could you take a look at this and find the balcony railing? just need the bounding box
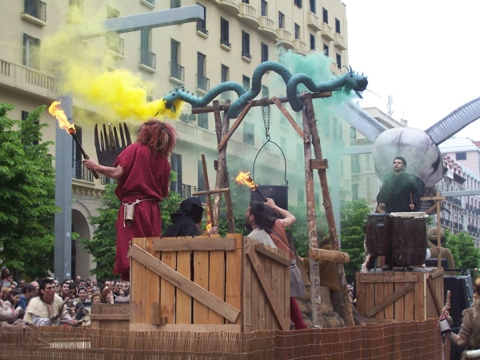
[170,182,197,198]
[196,23,209,36]
[197,74,210,92]
[0,58,57,93]
[72,160,94,182]
[170,63,185,82]
[140,48,156,69]
[24,0,47,22]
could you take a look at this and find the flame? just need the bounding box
[235,171,257,190]
[48,101,75,134]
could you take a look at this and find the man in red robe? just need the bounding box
[84,119,177,280]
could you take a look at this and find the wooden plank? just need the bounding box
[374,280,385,319]
[129,323,242,332]
[358,273,419,283]
[430,268,445,279]
[247,244,291,330]
[384,281,394,319]
[262,246,273,329]
[309,247,350,263]
[404,279,415,321]
[271,96,304,139]
[208,248,225,324]
[90,314,130,321]
[130,237,147,324]
[356,273,367,317]
[365,283,413,318]
[427,277,442,317]
[243,237,252,332]
[160,250,176,324]
[193,248,209,324]
[394,281,405,320]
[129,244,240,323]
[414,274,425,320]
[226,234,242,326]
[145,237,160,325]
[254,243,290,266]
[256,245,267,330]
[176,250,192,324]
[153,237,236,251]
[217,99,253,152]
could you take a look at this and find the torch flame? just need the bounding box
[48,101,75,134]
[235,171,257,190]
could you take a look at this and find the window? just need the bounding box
[170,39,184,81]
[221,64,229,82]
[197,160,206,203]
[170,0,180,8]
[23,34,41,70]
[333,117,339,140]
[278,12,285,28]
[352,184,359,201]
[24,0,47,21]
[243,75,251,90]
[323,44,329,57]
[220,18,230,47]
[309,0,316,14]
[350,126,357,139]
[242,0,249,3]
[309,33,316,50]
[294,23,300,39]
[294,0,302,8]
[322,7,328,23]
[72,126,91,181]
[197,52,209,91]
[261,43,269,62]
[456,152,467,160]
[324,115,330,137]
[335,18,341,34]
[262,85,269,99]
[170,153,183,194]
[261,0,268,16]
[336,53,342,69]
[244,123,254,145]
[196,3,208,35]
[140,29,156,69]
[197,113,208,129]
[351,154,360,173]
[107,5,119,18]
[242,31,251,59]
[68,0,83,20]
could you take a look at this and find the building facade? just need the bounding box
[0,0,352,279]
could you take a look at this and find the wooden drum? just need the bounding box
[390,212,428,267]
[365,214,392,257]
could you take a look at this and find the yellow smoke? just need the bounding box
[40,6,183,123]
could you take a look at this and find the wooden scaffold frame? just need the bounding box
[191,92,354,328]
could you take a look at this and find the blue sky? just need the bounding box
[343,0,480,139]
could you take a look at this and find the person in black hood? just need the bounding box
[162,197,217,237]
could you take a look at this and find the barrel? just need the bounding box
[365,214,392,256]
[390,212,428,266]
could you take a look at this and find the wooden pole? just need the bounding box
[301,95,323,328]
[217,100,254,152]
[436,192,442,270]
[309,248,350,263]
[304,93,354,327]
[213,100,224,228]
[200,153,215,229]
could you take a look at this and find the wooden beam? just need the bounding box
[153,237,236,251]
[309,248,350,263]
[427,277,442,316]
[310,159,329,170]
[201,153,215,228]
[365,283,413,318]
[217,100,254,152]
[192,188,230,196]
[252,242,290,266]
[128,244,240,323]
[246,244,291,330]
[430,268,445,279]
[90,314,130,321]
[358,273,419,283]
[271,96,304,140]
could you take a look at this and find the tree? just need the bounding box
[340,199,370,282]
[443,230,480,274]
[0,104,58,279]
[79,182,184,280]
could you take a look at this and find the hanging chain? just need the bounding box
[262,105,271,141]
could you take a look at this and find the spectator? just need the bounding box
[18,284,36,311]
[100,286,114,304]
[59,281,71,300]
[30,281,40,296]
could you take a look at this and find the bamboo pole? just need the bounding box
[304,93,354,327]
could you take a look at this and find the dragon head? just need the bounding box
[163,85,187,113]
[344,66,368,99]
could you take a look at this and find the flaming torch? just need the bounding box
[235,171,267,202]
[48,101,99,179]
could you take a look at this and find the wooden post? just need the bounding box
[303,93,354,327]
[201,153,215,228]
[301,95,323,328]
[421,192,446,269]
[213,100,224,228]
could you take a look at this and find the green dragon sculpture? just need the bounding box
[163,60,367,118]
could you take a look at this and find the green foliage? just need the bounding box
[443,230,480,273]
[340,199,370,282]
[0,104,58,278]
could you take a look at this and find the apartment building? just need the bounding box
[0,0,351,278]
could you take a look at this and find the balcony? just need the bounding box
[170,182,197,198]
[320,22,334,41]
[293,39,308,55]
[139,48,156,72]
[258,16,277,40]
[72,160,94,183]
[22,0,47,26]
[334,32,347,50]
[307,11,321,31]
[197,74,210,94]
[216,0,240,15]
[238,3,259,27]
[276,28,293,50]
[169,63,185,85]
[107,36,124,57]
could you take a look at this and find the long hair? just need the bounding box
[136,119,178,156]
[249,201,276,233]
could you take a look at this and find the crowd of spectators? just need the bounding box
[0,266,130,326]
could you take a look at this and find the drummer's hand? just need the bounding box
[208,227,218,235]
[409,203,415,210]
[376,203,386,214]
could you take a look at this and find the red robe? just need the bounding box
[113,143,170,280]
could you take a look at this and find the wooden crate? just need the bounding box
[356,268,444,321]
[110,234,291,332]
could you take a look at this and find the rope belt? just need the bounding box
[122,198,156,227]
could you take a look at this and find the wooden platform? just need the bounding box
[91,234,291,332]
[356,267,444,321]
